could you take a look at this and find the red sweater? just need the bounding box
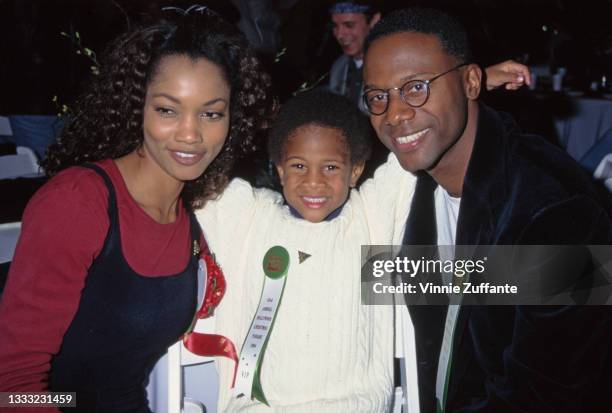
[0,160,195,409]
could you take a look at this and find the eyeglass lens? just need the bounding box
[364,80,429,115]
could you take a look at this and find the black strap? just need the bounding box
[82,163,207,257]
[80,163,118,226]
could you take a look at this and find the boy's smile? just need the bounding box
[276,124,364,223]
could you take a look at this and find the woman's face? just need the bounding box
[141,54,230,184]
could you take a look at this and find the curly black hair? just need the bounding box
[42,11,274,209]
[364,7,472,64]
[268,90,372,165]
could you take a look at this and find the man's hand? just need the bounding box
[485,60,532,91]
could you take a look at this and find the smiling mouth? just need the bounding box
[170,150,204,165]
[394,128,430,145]
[301,196,327,209]
[175,151,198,159]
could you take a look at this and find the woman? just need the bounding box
[0,10,272,413]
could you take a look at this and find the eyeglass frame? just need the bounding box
[362,62,468,116]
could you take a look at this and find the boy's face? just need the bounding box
[276,125,364,223]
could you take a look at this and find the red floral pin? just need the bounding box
[196,253,226,319]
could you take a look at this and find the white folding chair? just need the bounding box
[0,222,21,296]
[395,301,421,413]
[167,315,216,413]
[594,153,612,193]
[0,146,43,179]
[147,252,220,413]
[0,222,21,264]
[0,116,12,136]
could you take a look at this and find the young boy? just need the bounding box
[197,90,414,412]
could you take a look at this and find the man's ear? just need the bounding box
[464,64,482,100]
[275,164,286,186]
[369,12,381,28]
[350,162,366,187]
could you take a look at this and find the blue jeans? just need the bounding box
[3,115,65,160]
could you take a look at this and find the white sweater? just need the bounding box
[197,154,415,412]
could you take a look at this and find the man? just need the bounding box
[328,1,380,106]
[328,1,531,183]
[362,7,612,413]
[328,1,530,107]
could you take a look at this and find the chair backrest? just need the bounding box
[580,129,612,175]
[167,315,216,413]
[0,222,21,296]
[147,255,217,413]
[0,222,21,264]
[0,146,43,179]
[0,116,12,136]
[395,302,421,413]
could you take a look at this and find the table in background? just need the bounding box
[486,92,612,171]
[552,95,612,163]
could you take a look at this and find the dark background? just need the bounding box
[0,0,611,205]
[0,0,610,112]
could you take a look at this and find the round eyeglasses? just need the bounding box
[362,63,468,116]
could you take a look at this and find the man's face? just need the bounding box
[363,32,470,175]
[331,12,371,59]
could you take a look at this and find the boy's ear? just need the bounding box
[349,162,366,188]
[275,164,286,186]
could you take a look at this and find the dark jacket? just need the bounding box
[328,54,367,112]
[403,103,612,413]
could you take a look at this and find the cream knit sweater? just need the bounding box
[196,154,415,412]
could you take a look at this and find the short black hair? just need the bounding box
[268,90,372,165]
[364,7,472,63]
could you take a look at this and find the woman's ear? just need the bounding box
[350,162,366,188]
[464,64,482,100]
